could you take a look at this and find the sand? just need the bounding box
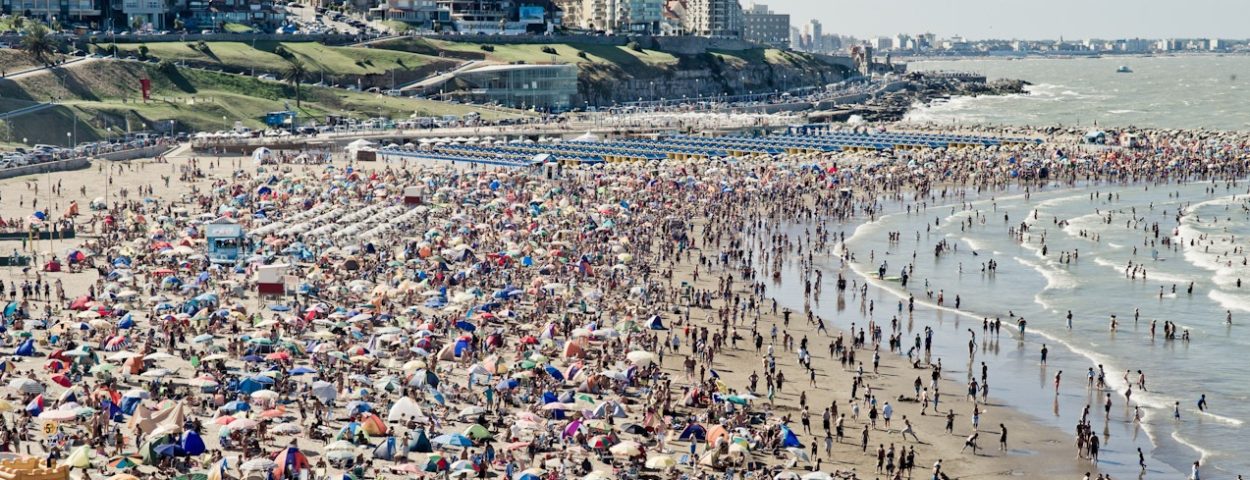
[0,148,1088,480]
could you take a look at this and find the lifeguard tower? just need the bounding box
[205,218,246,264]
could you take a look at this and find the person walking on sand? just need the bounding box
[999,424,1007,452]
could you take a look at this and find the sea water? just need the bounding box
[904,55,1250,130]
[789,178,1250,477]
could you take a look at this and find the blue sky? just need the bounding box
[760,0,1250,40]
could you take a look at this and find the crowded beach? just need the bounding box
[0,123,1246,480]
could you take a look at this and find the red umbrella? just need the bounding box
[265,352,291,361]
[521,336,539,345]
[50,374,72,388]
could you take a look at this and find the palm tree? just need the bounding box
[282,58,308,109]
[21,24,57,67]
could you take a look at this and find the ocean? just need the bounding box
[792,178,1250,477]
[904,55,1250,130]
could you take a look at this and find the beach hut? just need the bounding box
[205,218,245,265]
[256,264,289,296]
[530,154,562,180]
[403,186,423,206]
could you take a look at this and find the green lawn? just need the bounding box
[0,59,527,146]
[222,23,254,33]
[111,41,455,77]
[381,20,417,33]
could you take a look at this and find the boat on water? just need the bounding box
[1117,66,1133,73]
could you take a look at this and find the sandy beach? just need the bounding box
[0,124,1242,480]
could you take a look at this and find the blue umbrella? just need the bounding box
[249,375,275,385]
[223,401,251,413]
[290,366,317,376]
[242,355,264,363]
[155,443,187,457]
[346,401,372,414]
[431,433,473,447]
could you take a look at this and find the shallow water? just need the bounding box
[905,56,1250,130]
[787,178,1250,477]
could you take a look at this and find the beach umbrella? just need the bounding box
[432,432,473,448]
[645,455,677,469]
[154,444,187,458]
[608,440,641,457]
[801,473,833,480]
[626,351,656,366]
[310,381,336,403]
[106,456,142,471]
[9,378,43,394]
[582,472,612,480]
[514,468,545,480]
[240,458,276,473]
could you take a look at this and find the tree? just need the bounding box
[20,24,57,67]
[132,16,143,33]
[173,18,185,32]
[282,58,308,108]
[138,45,150,59]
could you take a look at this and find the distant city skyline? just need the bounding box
[764,0,1250,41]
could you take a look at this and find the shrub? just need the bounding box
[479,44,494,52]
[576,51,587,59]
[540,46,557,55]
[157,59,178,75]
[627,41,642,52]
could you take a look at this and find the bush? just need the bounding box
[157,59,178,75]
[479,44,494,52]
[540,46,557,55]
[576,51,587,59]
[196,41,209,53]
[627,41,642,52]
[138,45,149,59]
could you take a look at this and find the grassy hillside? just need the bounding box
[0,60,526,146]
[0,49,39,75]
[375,38,679,67]
[109,41,458,78]
[373,38,852,101]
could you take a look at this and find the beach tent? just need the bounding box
[251,147,273,164]
[373,437,398,460]
[180,430,207,456]
[647,315,667,330]
[272,446,310,479]
[14,339,36,356]
[62,445,93,468]
[388,396,424,422]
[408,430,433,453]
[678,423,706,441]
[779,425,802,448]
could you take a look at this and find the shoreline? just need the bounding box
[825,187,1186,477]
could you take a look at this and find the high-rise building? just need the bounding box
[741,3,788,48]
[685,0,742,38]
